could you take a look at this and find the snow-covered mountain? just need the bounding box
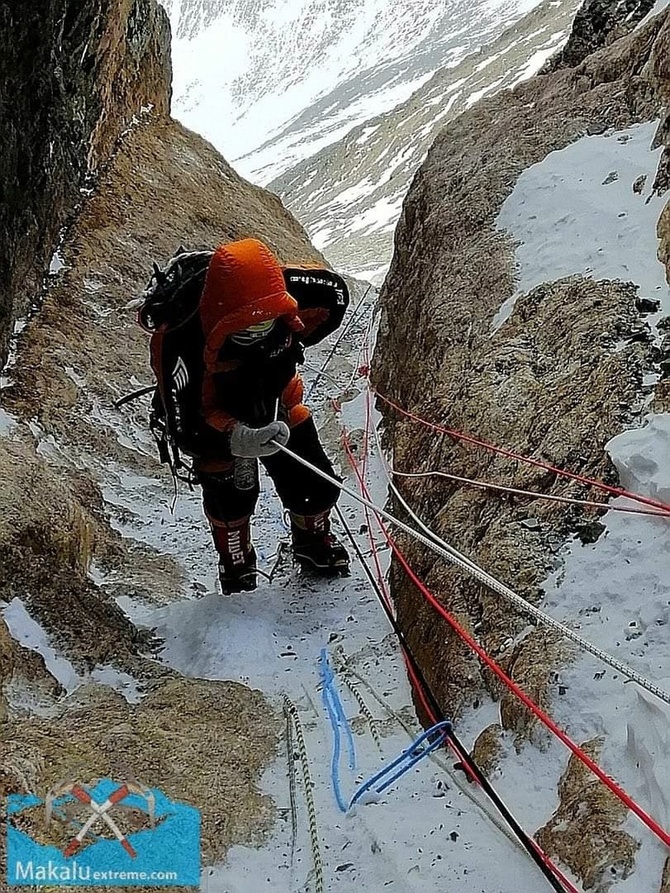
[163,0,583,281]
[163,0,548,183]
[271,0,581,282]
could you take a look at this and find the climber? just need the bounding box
[145,237,350,594]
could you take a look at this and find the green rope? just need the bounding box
[282,696,324,893]
[283,701,298,868]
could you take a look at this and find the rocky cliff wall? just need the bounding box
[549,0,657,68]
[0,0,171,369]
[374,4,670,889]
[0,1,329,868]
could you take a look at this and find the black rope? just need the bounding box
[113,384,155,408]
[306,284,373,399]
[334,504,569,893]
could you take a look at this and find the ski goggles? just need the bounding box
[229,318,277,345]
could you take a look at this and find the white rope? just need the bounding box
[271,439,670,707]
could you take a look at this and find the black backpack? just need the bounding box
[138,247,216,471]
[135,247,350,472]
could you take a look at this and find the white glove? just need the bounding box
[229,421,290,458]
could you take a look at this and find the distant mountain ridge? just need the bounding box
[271,0,583,281]
[161,0,547,180]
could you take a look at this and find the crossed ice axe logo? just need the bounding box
[63,784,136,858]
[45,780,156,859]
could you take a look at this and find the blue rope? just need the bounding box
[326,661,356,772]
[348,720,453,810]
[319,648,352,813]
[319,649,453,815]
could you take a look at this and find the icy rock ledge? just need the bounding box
[607,413,670,505]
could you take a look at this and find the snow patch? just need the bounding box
[1,598,144,705]
[493,121,669,330]
[0,407,17,436]
[49,249,66,275]
[637,0,670,29]
[537,415,670,888]
[347,194,405,235]
[2,597,80,694]
[90,664,143,704]
[608,414,670,506]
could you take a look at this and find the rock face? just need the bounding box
[0,0,171,368]
[549,0,657,68]
[535,738,640,889]
[374,3,670,888]
[2,679,276,866]
[0,108,324,868]
[0,5,325,875]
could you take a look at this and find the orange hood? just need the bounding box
[200,238,305,369]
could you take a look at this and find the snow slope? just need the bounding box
[271,0,581,281]
[3,165,670,886]
[493,121,669,330]
[101,320,580,893]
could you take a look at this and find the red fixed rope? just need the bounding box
[373,388,670,516]
[373,509,670,849]
[359,374,459,754]
[344,385,670,851]
[343,423,581,893]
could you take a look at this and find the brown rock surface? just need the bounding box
[660,203,670,279]
[536,738,639,890]
[3,117,324,449]
[383,276,652,720]
[2,679,277,888]
[550,0,657,69]
[0,0,171,367]
[470,722,503,777]
[0,50,324,886]
[660,856,670,893]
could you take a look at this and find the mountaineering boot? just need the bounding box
[290,511,350,575]
[212,518,257,594]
